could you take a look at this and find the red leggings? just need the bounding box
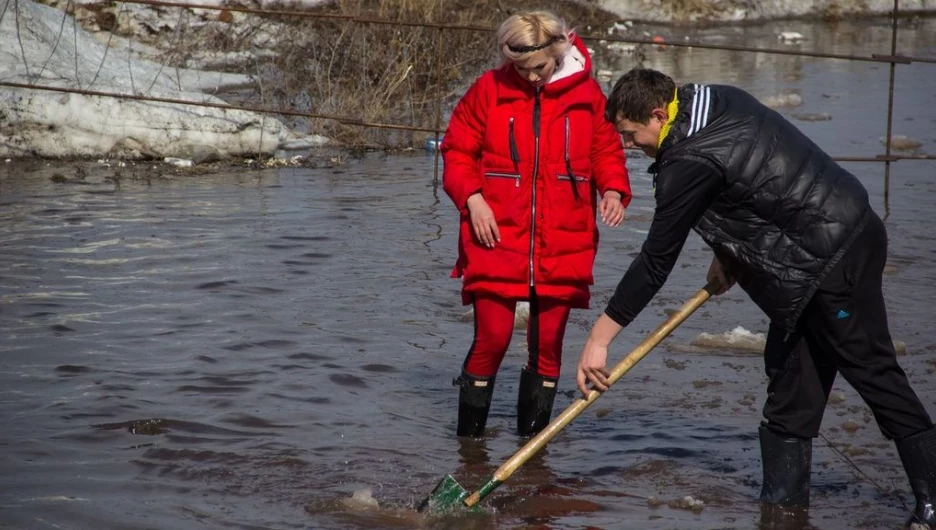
[463,293,571,379]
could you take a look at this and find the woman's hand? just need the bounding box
[598,191,625,227]
[466,193,500,248]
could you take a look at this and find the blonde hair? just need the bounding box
[497,11,572,66]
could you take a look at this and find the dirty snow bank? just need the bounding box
[0,0,320,159]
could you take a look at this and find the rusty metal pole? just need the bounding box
[883,0,900,217]
[431,0,444,188]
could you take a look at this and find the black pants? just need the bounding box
[762,212,933,440]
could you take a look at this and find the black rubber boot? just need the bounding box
[516,368,558,437]
[453,372,495,438]
[759,425,812,507]
[896,427,936,530]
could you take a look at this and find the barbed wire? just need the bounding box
[1,0,934,164]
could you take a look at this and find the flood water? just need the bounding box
[2,16,935,530]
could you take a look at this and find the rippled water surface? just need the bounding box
[2,17,935,530]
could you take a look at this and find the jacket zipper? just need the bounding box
[508,117,520,187]
[485,171,521,183]
[563,115,582,201]
[529,88,540,288]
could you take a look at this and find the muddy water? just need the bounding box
[1,17,935,530]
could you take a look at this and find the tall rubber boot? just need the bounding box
[516,368,558,437]
[759,425,812,507]
[453,372,495,438]
[896,427,936,530]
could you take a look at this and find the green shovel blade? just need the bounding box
[417,474,470,514]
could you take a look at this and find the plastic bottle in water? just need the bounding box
[425,136,443,151]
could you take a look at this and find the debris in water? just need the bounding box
[761,93,803,108]
[664,358,687,370]
[893,340,906,356]
[670,495,705,512]
[127,419,166,435]
[841,420,862,434]
[881,135,922,151]
[828,390,847,405]
[793,112,832,122]
[340,488,380,511]
[778,31,805,43]
[692,326,765,353]
[424,136,443,151]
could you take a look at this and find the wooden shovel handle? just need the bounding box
[489,283,715,485]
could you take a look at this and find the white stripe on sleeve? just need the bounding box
[688,84,700,136]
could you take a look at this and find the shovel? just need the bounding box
[418,283,715,514]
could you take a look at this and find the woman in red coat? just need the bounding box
[441,11,632,438]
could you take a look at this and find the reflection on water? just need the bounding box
[1,16,935,530]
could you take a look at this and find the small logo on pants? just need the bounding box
[836,309,850,319]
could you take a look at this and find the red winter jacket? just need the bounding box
[442,37,631,307]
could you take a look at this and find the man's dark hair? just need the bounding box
[605,68,676,124]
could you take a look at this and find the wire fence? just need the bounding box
[1,0,934,195]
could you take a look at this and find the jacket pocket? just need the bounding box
[552,171,593,234]
[481,170,525,230]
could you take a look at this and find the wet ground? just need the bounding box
[1,16,935,530]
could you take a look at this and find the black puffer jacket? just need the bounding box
[658,84,870,331]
